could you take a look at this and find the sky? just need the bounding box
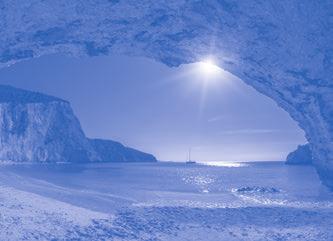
[0,54,306,162]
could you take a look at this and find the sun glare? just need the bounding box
[198,59,221,77]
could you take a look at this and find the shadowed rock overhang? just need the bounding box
[0,0,332,189]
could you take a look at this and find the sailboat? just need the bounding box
[186,148,196,164]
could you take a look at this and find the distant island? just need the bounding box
[0,85,157,163]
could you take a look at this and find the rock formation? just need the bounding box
[0,85,156,163]
[0,1,331,188]
[89,138,156,162]
[286,144,313,165]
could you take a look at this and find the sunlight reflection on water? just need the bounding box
[199,161,249,167]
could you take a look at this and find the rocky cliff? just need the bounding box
[89,138,156,162]
[286,144,313,166]
[0,85,156,163]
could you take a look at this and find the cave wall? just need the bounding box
[0,0,332,188]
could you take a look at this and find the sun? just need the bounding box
[198,59,221,77]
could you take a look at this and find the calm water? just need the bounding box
[0,161,332,213]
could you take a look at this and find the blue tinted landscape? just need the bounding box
[0,0,332,240]
[0,162,332,240]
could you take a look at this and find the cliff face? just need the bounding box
[0,86,98,162]
[286,144,313,166]
[0,85,156,163]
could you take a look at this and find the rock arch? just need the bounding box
[0,0,332,189]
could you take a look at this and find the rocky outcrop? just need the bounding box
[0,85,156,163]
[89,138,156,162]
[0,1,331,188]
[0,85,97,163]
[286,144,313,166]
